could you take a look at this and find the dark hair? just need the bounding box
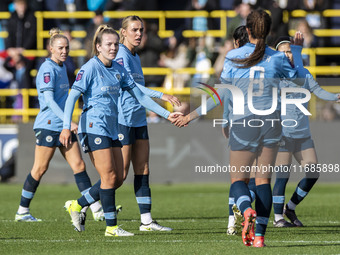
[231,9,272,68]
[274,36,291,50]
[233,25,249,48]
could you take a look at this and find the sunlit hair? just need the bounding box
[49,28,68,47]
[231,9,272,68]
[233,25,249,48]
[92,24,119,56]
[119,15,143,44]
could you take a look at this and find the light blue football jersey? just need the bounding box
[281,45,338,138]
[33,58,69,131]
[220,43,297,121]
[72,56,135,140]
[115,43,162,127]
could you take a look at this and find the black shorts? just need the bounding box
[118,124,149,145]
[34,129,77,147]
[78,133,122,153]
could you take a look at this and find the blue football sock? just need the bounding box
[272,165,290,214]
[290,166,319,206]
[20,173,40,208]
[228,193,235,217]
[99,188,117,227]
[231,181,252,215]
[77,180,101,207]
[134,175,151,214]
[255,184,272,236]
[248,178,256,203]
[74,171,92,194]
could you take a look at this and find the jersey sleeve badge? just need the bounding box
[43,72,51,83]
[116,58,124,67]
[76,70,84,81]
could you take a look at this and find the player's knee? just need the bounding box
[305,163,320,179]
[31,164,49,179]
[70,159,86,173]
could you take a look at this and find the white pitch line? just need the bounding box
[2,239,340,244]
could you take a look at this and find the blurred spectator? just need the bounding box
[296,19,318,48]
[87,0,107,11]
[320,102,338,122]
[174,101,190,115]
[225,2,252,40]
[6,0,37,50]
[187,36,215,85]
[0,53,13,89]
[4,48,34,119]
[159,38,190,88]
[137,21,167,87]
[84,10,104,61]
[57,0,88,32]
[213,39,233,77]
[267,1,289,47]
[186,0,219,31]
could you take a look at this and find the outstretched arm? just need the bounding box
[136,83,181,107]
[127,86,182,121]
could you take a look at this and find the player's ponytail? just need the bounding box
[49,28,68,47]
[119,15,143,44]
[231,9,271,68]
[92,24,119,56]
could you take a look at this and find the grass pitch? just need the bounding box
[0,183,339,254]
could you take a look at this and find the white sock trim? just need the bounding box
[141,212,152,225]
[18,206,29,214]
[274,214,284,222]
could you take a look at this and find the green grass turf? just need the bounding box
[0,183,340,255]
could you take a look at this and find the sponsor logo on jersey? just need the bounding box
[101,86,119,94]
[118,134,124,141]
[44,72,51,83]
[76,70,84,81]
[116,58,124,66]
[46,135,53,143]
[94,137,102,145]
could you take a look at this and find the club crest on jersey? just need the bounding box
[94,137,102,145]
[43,72,51,83]
[76,70,84,81]
[116,58,124,66]
[115,73,121,81]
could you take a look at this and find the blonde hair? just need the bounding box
[92,24,119,56]
[49,28,68,47]
[119,15,143,44]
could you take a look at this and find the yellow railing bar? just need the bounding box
[41,11,95,18]
[0,12,11,18]
[0,31,8,38]
[165,11,209,18]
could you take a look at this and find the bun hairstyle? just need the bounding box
[231,9,272,68]
[49,28,68,47]
[92,24,119,56]
[119,15,143,44]
[233,25,249,48]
